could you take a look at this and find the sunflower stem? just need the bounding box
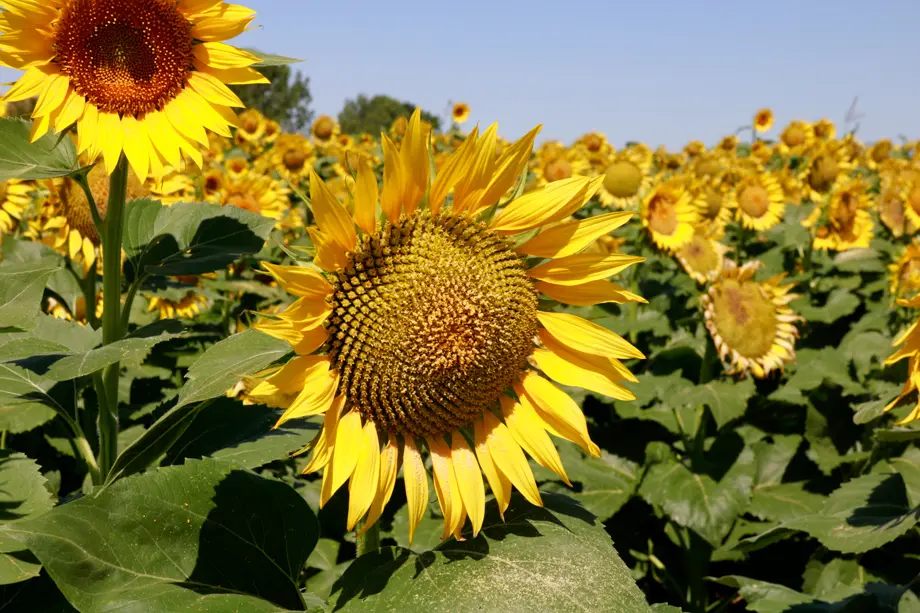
[98,156,129,481]
[356,521,380,557]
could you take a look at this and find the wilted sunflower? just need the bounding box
[452,102,471,124]
[311,115,338,146]
[753,108,774,133]
[805,177,873,251]
[1,0,265,181]
[674,232,726,284]
[729,170,785,231]
[0,179,32,233]
[889,244,920,300]
[251,110,645,542]
[702,261,800,378]
[883,295,920,424]
[641,177,699,251]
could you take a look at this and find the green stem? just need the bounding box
[356,521,380,557]
[0,430,6,449]
[699,337,716,384]
[120,274,146,333]
[98,156,129,480]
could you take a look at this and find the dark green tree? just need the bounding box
[338,94,442,135]
[229,65,313,133]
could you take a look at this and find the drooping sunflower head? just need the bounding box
[717,135,739,154]
[250,110,646,542]
[806,147,852,201]
[729,170,785,231]
[889,244,920,300]
[1,0,267,181]
[867,139,893,169]
[640,178,699,251]
[702,261,801,378]
[452,102,471,124]
[753,108,774,133]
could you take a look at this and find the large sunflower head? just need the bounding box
[702,261,801,378]
[1,0,266,181]
[889,244,920,300]
[729,170,785,231]
[640,177,699,251]
[250,110,646,542]
[753,108,774,133]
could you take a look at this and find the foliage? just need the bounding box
[338,94,442,135]
[230,65,315,132]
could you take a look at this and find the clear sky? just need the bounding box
[2,0,917,148]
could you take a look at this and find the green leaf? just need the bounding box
[803,558,875,602]
[244,48,304,67]
[123,199,275,277]
[650,606,686,613]
[0,257,61,331]
[0,451,54,585]
[107,331,291,482]
[786,348,863,396]
[333,493,651,613]
[305,538,349,600]
[680,378,755,428]
[791,288,860,324]
[12,458,317,612]
[713,576,816,612]
[0,118,78,182]
[638,453,752,545]
[749,482,825,522]
[387,500,445,553]
[176,329,291,409]
[875,428,920,442]
[782,473,920,553]
[0,364,69,434]
[540,441,639,520]
[161,397,319,469]
[890,447,920,508]
[753,434,802,486]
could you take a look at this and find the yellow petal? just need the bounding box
[538,311,645,360]
[358,436,399,535]
[54,88,85,133]
[302,394,345,474]
[429,127,479,214]
[378,135,404,223]
[539,329,637,383]
[193,42,261,70]
[353,160,378,235]
[474,417,511,519]
[398,108,429,216]
[309,167,356,252]
[97,113,124,173]
[535,279,647,306]
[76,102,98,156]
[482,410,542,507]
[250,355,330,398]
[429,436,464,541]
[517,211,634,259]
[274,369,338,428]
[188,70,244,107]
[347,421,381,531]
[527,253,644,286]
[450,434,485,537]
[403,437,429,545]
[533,348,635,401]
[515,372,599,457]
[2,67,48,103]
[261,262,332,301]
[490,176,602,234]
[28,112,50,143]
[307,227,349,272]
[292,324,329,356]
[471,124,542,216]
[32,72,68,118]
[501,395,570,485]
[453,124,498,214]
[142,110,183,169]
[320,408,362,507]
[120,114,150,182]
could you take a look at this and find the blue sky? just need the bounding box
[3,1,917,148]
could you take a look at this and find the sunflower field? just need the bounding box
[1,4,919,613]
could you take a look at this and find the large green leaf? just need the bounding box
[0,363,71,434]
[679,378,755,428]
[749,482,826,522]
[123,199,275,277]
[0,257,61,331]
[786,348,864,396]
[791,288,860,324]
[0,451,54,585]
[332,493,651,613]
[890,447,920,508]
[305,538,349,600]
[11,458,317,612]
[161,397,319,469]
[782,473,919,553]
[714,575,908,613]
[0,118,79,182]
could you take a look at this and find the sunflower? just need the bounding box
[597,150,653,210]
[813,118,836,141]
[204,163,293,228]
[675,232,727,284]
[46,292,102,324]
[702,261,800,378]
[778,120,815,155]
[1,0,266,181]
[889,244,920,300]
[533,149,589,187]
[575,132,612,166]
[728,170,785,231]
[250,110,645,542]
[148,290,209,319]
[683,140,706,158]
[235,109,268,146]
[266,132,316,186]
[877,180,913,237]
[40,164,148,273]
[805,145,853,202]
[690,179,734,239]
[865,139,893,170]
[883,295,920,424]
[0,179,33,233]
[312,115,338,147]
[452,102,470,124]
[717,135,739,155]
[753,108,774,133]
[749,140,774,164]
[805,177,873,251]
[640,177,699,251]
